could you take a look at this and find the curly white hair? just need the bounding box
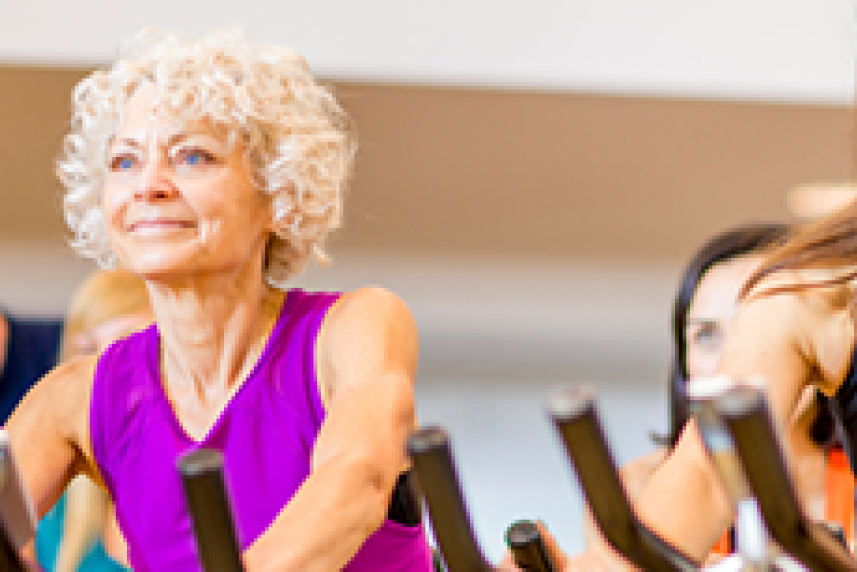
[57,29,355,287]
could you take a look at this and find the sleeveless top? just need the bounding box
[88,289,434,571]
[709,445,856,557]
[709,357,857,559]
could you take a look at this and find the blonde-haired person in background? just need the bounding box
[36,269,152,572]
[7,28,435,571]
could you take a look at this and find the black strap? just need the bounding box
[386,469,422,526]
[829,345,857,475]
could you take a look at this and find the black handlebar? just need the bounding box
[408,426,494,572]
[0,529,25,572]
[546,386,699,571]
[505,519,556,571]
[179,448,245,572]
[0,435,32,572]
[715,386,857,570]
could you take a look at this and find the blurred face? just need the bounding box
[102,85,272,280]
[684,255,763,383]
[69,312,153,358]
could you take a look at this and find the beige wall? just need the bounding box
[1,65,852,263]
[0,65,853,366]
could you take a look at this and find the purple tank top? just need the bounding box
[89,289,434,571]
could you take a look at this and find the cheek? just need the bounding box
[102,185,129,226]
[197,186,268,235]
[685,343,721,380]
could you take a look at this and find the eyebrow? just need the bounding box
[110,130,216,150]
[685,318,719,326]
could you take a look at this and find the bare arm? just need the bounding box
[564,285,846,569]
[54,476,108,572]
[6,357,95,525]
[576,448,666,556]
[243,287,418,572]
[632,287,840,561]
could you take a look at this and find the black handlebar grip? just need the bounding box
[715,386,857,570]
[546,386,698,571]
[179,448,245,572]
[0,532,26,572]
[505,519,556,571]
[407,426,493,572]
[0,434,32,572]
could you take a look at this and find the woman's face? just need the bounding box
[102,85,272,280]
[684,255,764,383]
[69,312,153,358]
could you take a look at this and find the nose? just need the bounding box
[135,155,178,201]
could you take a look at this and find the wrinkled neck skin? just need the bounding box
[145,251,282,406]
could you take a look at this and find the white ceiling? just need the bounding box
[2,0,855,103]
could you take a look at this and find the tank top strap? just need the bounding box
[825,446,856,547]
[709,529,733,557]
[282,289,342,430]
[89,324,159,497]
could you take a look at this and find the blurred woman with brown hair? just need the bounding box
[551,202,857,569]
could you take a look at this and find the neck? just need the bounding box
[146,265,284,403]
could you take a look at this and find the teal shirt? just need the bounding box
[36,492,129,572]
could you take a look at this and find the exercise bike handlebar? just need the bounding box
[0,431,33,572]
[546,385,699,572]
[179,448,246,572]
[505,519,556,571]
[408,426,494,572]
[714,385,857,571]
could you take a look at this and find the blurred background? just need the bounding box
[1,0,855,560]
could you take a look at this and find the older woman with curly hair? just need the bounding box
[7,29,434,571]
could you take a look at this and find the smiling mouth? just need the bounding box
[127,220,195,234]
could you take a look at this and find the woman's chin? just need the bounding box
[121,257,197,282]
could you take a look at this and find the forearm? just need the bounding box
[55,531,90,572]
[55,477,105,572]
[243,457,392,572]
[245,287,418,571]
[54,515,98,572]
[633,422,733,561]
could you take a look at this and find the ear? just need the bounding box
[265,191,297,236]
[263,197,278,234]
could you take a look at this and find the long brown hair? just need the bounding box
[742,200,857,300]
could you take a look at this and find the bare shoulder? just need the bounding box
[8,355,97,445]
[737,269,854,393]
[3,356,98,518]
[328,286,414,328]
[323,286,417,353]
[318,287,418,393]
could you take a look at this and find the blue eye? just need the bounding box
[691,324,723,351]
[110,155,137,171]
[186,152,204,165]
[179,149,214,167]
